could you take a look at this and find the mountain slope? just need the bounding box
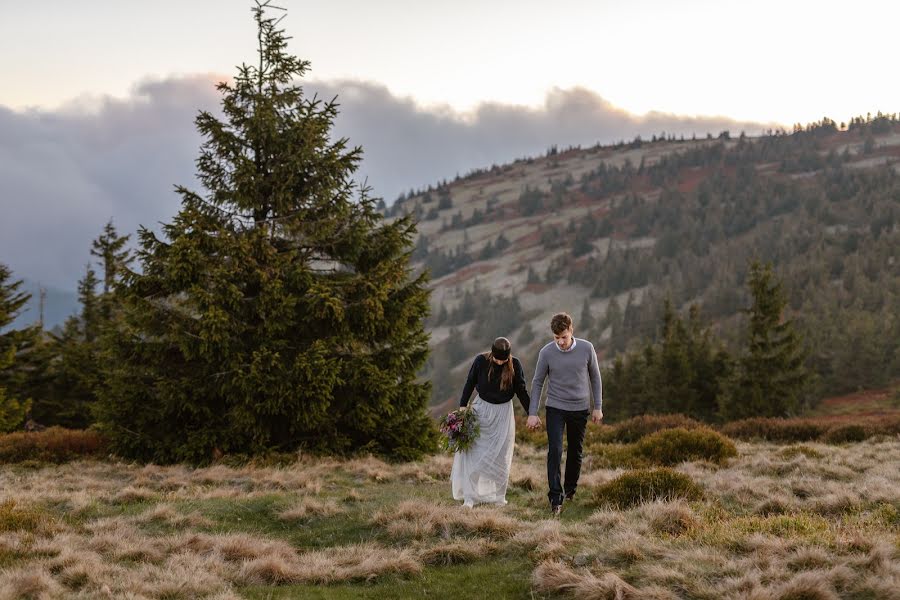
[389,115,900,412]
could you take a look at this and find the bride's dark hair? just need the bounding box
[483,337,514,391]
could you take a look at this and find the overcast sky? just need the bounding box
[1,0,897,291]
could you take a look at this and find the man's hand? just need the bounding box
[526,415,542,431]
[591,409,603,425]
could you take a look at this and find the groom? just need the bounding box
[527,312,603,515]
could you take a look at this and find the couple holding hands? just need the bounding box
[450,312,603,515]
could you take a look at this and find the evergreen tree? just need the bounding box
[96,3,434,463]
[604,296,624,352]
[91,219,133,296]
[518,322,536,345]
[721,261,809,419]
[601,299,732,423]
[580,298,594,337]
[0,264,32,431]
[78,265,101,343]
[651,299,695,414]
[684,305,732,422]
[34,265,102,428]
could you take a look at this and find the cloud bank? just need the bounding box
[1,75,775,290]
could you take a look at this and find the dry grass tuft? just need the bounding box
[51,550,112,592]
[854,572,900,600]
[532,560,642,599]
[181,532,298,563]
[278,497,343,521]
[136,504,214,528]
[345,456,395,482]
[419,538,498,565]
[779,445,825,460]
[237,543,422,584]
[770,571,841,600]
[638,500,699,536]
[121,553,233,598]
[754,495,799,516]
[81,518,174,562]
[810,492,860,516]
[343,489,364,503]
[785,546,832,572]
[512,520,571,559]
[395,454,453,482]
[510,462,543,490]
[859,541,898,574]
[0,566,65,599]
[0,500,49,533]
[373,500,520,539]
[587,508,626,531]
[606,531,656,566]
[111,485,156,504]
[238,555,302,585]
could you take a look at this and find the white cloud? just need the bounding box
[0,74,773,290]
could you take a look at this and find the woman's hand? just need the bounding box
[526,416,542,430]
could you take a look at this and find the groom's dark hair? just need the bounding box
[550,312,573,335]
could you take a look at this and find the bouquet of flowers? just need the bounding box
[439,406,480,453]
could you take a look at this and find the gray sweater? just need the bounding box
[529,338,602,416]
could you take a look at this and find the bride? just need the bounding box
[451,337,534,507]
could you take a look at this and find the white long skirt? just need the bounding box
[450,395,515,505]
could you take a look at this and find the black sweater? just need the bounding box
[458,354,531,413]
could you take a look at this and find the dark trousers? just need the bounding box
[546,406,590,506]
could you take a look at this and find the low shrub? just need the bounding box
[722,415,900,443]
[592,468,703,509]
[0,427,108,463]
[514,417,547,446]
[601,414,706,444]
[720,418,826,442]
[585,443,637,468]
[823,424,869,444]
[632,428,737,466]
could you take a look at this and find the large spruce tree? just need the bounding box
[96,2,434,463]
[721,261,809,419]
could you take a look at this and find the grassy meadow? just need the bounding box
[1,412,899,599]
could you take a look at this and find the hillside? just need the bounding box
[387,115,900,413]
[2,424,898,598]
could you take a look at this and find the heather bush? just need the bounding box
[720,418,826,442]
[592,468,703,509]
[0,427,107,463]
[632,427,737,466]
[601,414,706,444]
[722,415,900,443]
[823,424,870,444]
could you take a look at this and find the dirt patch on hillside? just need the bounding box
[677,167,711,194]
[437,262,499,287]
